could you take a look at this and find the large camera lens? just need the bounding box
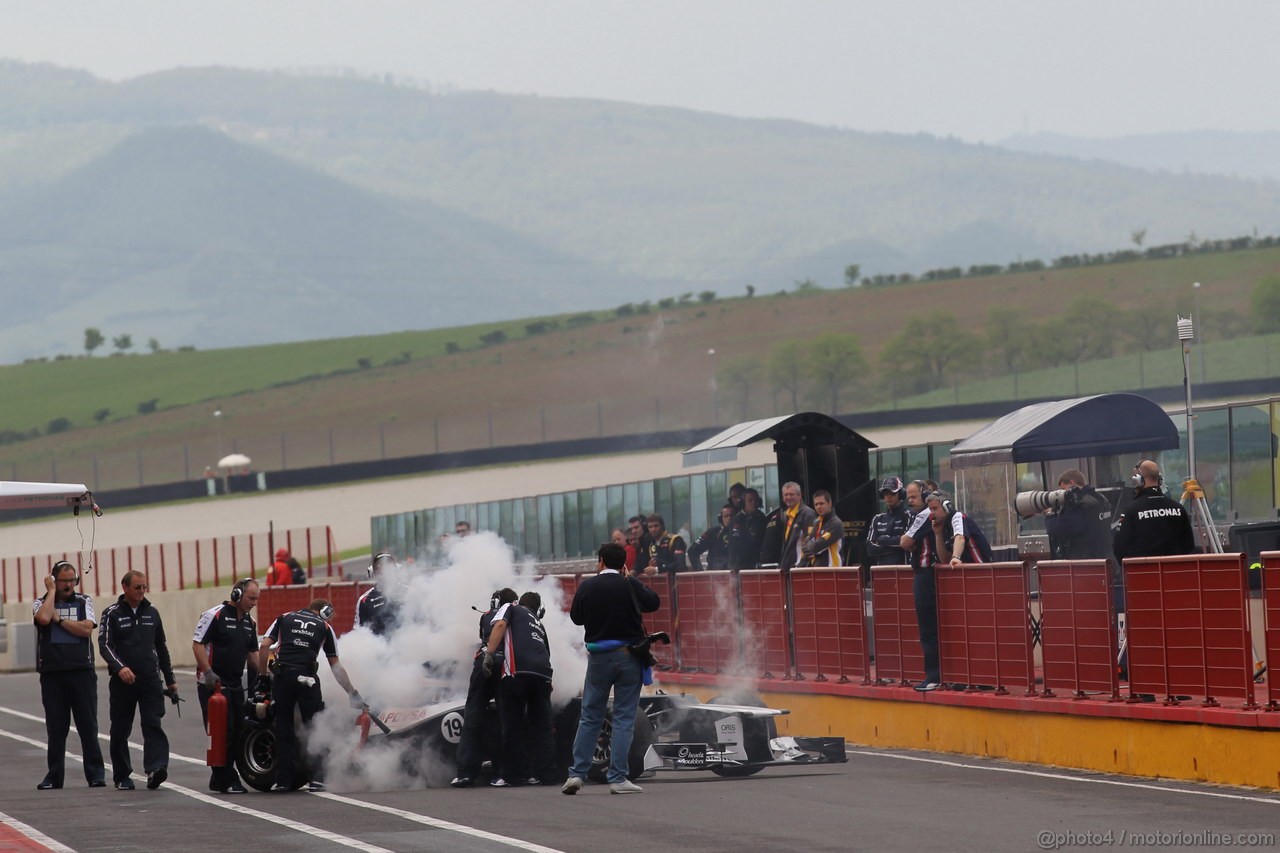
[1014,489,1067,518]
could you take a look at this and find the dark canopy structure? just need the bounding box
[684,412,878,562]
[949,393,1179,470]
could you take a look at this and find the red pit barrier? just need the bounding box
[870,566,924,686]
[790,568,867,683]
[738,569,791,679]
[635,574,676,671]
[935,561,1036,695]
[1037,560,1120,700]
[258,581,369,639]
[1123,553,1256,708]
[1258,552,1280,710]
[548,573,583,612]
[675,571,738,673]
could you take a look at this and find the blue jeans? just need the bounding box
[569,648,643,783]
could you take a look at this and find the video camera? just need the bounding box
[1014,488,1077,518]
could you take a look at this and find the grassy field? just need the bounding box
[2,245,1278,491]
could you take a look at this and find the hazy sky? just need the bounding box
[2,0,1277,142]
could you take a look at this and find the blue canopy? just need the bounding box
[949,393,1179,469]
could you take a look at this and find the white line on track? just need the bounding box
[0,809,77,853]
[847,747,1280,805]
[313,792,568,853]
[0,703,568,852]
[0,726,391,852]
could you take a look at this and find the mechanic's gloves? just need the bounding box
[348,690,366,709]
[481,651,495,677]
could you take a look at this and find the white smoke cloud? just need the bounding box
[304,532,591,790]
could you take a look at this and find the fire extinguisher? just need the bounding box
[356,708,371,746]
[206,681,228,767]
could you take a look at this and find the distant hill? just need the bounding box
[0,124,632,361]
[997,130,1280,184]
[4,61,1280,358]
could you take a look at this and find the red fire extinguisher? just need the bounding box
[356,708,371,746]
[206,681,228,767]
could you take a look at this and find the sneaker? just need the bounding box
[115,779,136,790]
[146,768,167,790]
[561,776,583,795]
[270,782,296,792]
[449,776,473,788]
[913,681,940,692]
[225,783,248,794]
[489,778,511,787]
[308,781,326,793]
[525,777,541,786]
[36,779,61,790]
[88,780,106,788]
[609,779,643,794]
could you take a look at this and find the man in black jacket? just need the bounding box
[192,578,261,794]
[562,543,660,795]
[1112,461,1196,561]
[33,561,106,789]
[484,591,555,787]
[688,505,734,570]
[731,489,767,568]
[99,571,177,790]
[1043,469,1114,560]
[800,490,844,567]
[642,514,687,575]
[866,477,911,566]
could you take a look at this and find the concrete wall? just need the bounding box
[1,587,230,674]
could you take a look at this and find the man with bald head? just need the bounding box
[1112,460,1196,560]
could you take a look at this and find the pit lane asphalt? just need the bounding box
[2,671,1278,853]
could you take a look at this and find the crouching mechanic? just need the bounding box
[354,553,401,637]
[259,599,363,792]
[192,578,261,794]
[484,591,555,787]
[451,587,517,788]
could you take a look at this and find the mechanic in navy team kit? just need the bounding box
[354,552,401,636]
[451,587,518,788]
[33,560,106,790]
[192,577,261,794]
[259,598,363,792]
[483,591,556,787]
[98,571,178,790]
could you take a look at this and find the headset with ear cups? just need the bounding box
[317,602,335,621]
[50,560,79,586]
[1131,464,1164,488]
[229,577,253,603]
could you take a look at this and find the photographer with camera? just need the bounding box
[1040,469,1114,560]
[563,542,660,795]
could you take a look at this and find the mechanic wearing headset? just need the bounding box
[483,591,556,787]
[33,560,106,790]
[192,577,261,794]
[259,598,363,792]
[1112,460,1196,562]
[99,570,178,790]
[354,552,401,637]
[451,587,518,788]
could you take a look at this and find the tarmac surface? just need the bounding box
[2,670,1278,853]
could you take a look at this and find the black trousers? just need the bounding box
[198,682,246,790]
[497,674,555,784]
[108,676,168,782]
[40,668,105,785]
[272,669,324,787]
[455,656,501,779]
[914,567,941,684]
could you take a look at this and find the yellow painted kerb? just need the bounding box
[715,690,1280,790]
